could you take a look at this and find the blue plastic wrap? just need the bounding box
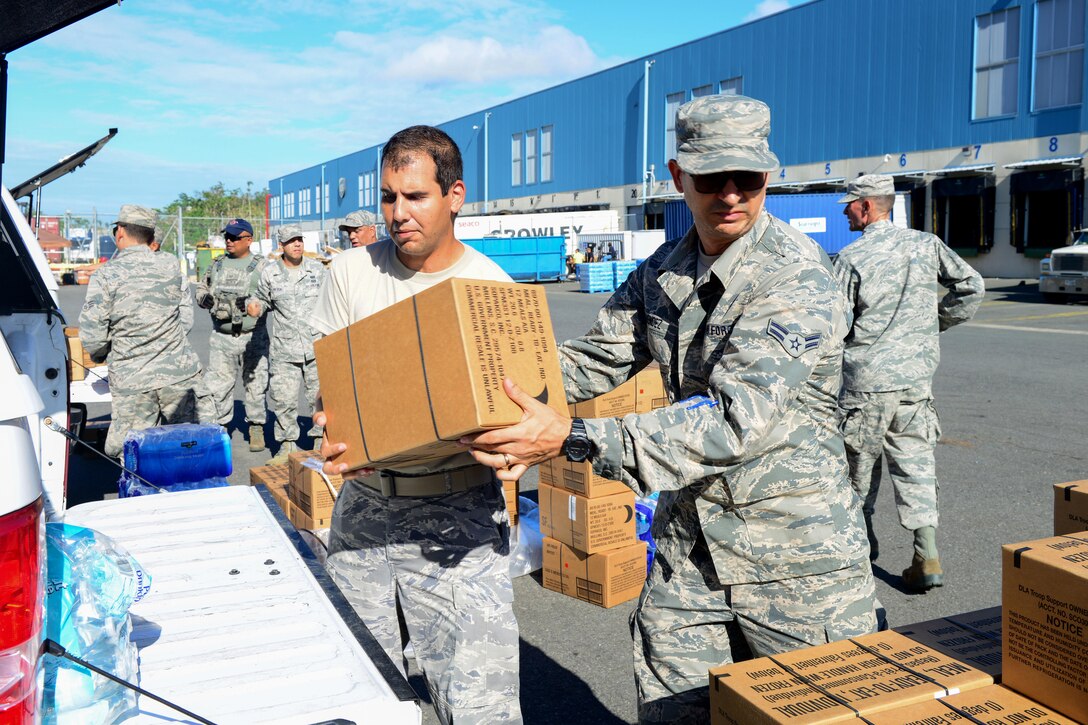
[122,423,231,486]
[635,492,660,574]
[118,472,230,498]
[44,523,151,724]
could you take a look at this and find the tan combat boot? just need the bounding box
[902,526,943,591]
[265,440,296,466]
[249,424,266,453]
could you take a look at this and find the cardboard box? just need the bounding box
[1054,481,1088,535]
[250,464,292,520]
[632,363,668,413]
[538,483,636,554]
[314,279,567,472]
[503,479,519,525]
[865,684,1079,724]
[894,606,1003,681]
[64,328,85,381]
[709,630,993,725]
[287,451,344,518]
[289,506,331,531]
[542,537,647,608]
[249,464,290,488]
[1001,532,1088,723]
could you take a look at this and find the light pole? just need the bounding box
[483,112,492,214]
[320,164,326,235]
[375,145,383,219]
[642,59,655,203]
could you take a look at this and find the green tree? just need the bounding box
[159,181,269,253]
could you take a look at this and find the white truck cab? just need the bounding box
[1039,230,1088,302]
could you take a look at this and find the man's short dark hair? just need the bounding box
[120,222,155,245]
[382,125,462,196]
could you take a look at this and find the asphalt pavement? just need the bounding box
[56,277,1088,725]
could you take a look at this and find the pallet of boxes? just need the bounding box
[537,365,667,609]
[706,477,1088,724]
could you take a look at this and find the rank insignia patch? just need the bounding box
[766,319,820,358]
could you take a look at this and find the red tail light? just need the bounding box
[0,498,44,722]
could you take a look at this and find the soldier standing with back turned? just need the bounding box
[195,218,270,451]
[834,174,984,591]
[79,205,203,457]
[247,224,327,459]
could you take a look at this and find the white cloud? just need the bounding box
[745,0,792,21]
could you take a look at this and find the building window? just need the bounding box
[271,196,280,221]
[323,182,330,213]
[541,125,553,182]
[299,187,312,216]
[358,174,364,206]
[362,171,375,207]
[1034,0,1085,110]
[512,133,522,186]
[665,91,685,160]
[974,8,1020,118]
[525,129,538,185]
[692,84,714,98]
[284,192,295,219]
[719,76,743,95]
[315,185,321,215]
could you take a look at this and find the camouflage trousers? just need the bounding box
[325,478,522,725]
[268,356,322,443]
[105,373,202,457]
[632,534,877,725]
[202,329,268,426]
[840,390,942,531]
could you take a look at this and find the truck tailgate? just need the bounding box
[65,485,421,724]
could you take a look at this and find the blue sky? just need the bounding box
[4,0,801,215]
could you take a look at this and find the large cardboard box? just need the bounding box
[631,363,668,413]
[894,606,1003,681]
[542,537,647,608]
[1054,480,1088,535]
[709,630,993,725]
[287,451,344,518]
[865,684,1079,724]
[64,327,85,381]
[538,483,636,554]
[314,279,567,472]
[1001,532,1088,723]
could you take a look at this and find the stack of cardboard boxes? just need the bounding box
[538,366,667,608]
[63,326,105,381]
[249,462,291,519]
[707,478,1088,724]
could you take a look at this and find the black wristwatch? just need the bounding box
[562,418,594,462]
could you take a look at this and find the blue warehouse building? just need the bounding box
[269,0,1088,278]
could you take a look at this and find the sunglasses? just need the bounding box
[690,170,767,194]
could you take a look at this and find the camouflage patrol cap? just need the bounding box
[837,174,895,203]
[338,210,377,230]
[117,204,158,230]
[674,94,780,174]
[277,224,304,244]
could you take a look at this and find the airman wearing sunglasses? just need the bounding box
[463,94,878,724]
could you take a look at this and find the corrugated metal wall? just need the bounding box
[273,0,1088,220]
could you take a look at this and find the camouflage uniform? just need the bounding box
[833,194,984,534]
[249,249,326,444]
[196,253,269,427]
[79,205,203,457]
[557,96,877,724]
[314,237,521,724]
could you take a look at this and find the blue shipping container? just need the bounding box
[663,194,862,255]
[462,236,566,282]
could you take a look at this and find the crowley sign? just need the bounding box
[456,210,620,241]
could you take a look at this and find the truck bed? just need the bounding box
[65,485,421,724]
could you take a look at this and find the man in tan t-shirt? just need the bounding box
[310,125,521,725]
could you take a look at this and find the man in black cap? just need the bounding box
[195,218,270,451]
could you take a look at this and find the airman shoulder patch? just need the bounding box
[766,319,821,358]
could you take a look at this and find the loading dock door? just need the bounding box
[932,175,995,256]
[1009,167,1083,257]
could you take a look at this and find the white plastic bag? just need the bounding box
[509,496,543,578]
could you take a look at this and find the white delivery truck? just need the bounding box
[1039,230,1088,302]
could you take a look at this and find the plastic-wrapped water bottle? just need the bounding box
[118,472,230,498]
[44,523,151,724]
[122,423,231,486]
[635,492,659,574]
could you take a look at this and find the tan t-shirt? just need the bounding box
[310,238,512,474]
